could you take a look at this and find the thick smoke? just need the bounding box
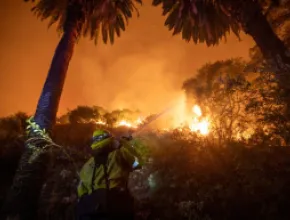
[0,0,254,117]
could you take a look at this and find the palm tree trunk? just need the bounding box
[34,25,78,133]
[238,1,290,115]
[223,0,290,117]
[241,1,290,69]
[224,0,290,87]
[1,21,79,220]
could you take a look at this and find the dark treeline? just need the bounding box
[1,110,290,219]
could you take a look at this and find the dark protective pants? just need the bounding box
[77,188,135,220]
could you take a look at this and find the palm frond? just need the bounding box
[24,0,142,45]
[152,0,162,6]
[115,20,121,37]
[101,23,108,44]
[153,0,241,46]
[109,24,115,44]
[116,14,126,30]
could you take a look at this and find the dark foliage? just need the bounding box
[1,110,290,219]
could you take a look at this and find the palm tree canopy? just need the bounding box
[24,0,142,44]
[152,0,241,46]
[152,0,288,46]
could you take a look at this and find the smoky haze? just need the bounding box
[0,0,255,117]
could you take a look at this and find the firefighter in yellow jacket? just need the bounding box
[76,129,143,220]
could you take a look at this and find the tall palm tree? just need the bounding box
[152,0,290,85]
[29,0,141,132]
[1,0,141,219]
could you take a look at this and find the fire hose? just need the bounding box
[119,104,176,141]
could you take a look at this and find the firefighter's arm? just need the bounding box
[119,140,143,170]
[93,135,132,156]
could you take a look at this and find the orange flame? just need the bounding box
[115,117,144,128]
[88,95,211,136]
[188,105,210,135]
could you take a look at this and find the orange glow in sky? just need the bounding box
[0,0,254,117]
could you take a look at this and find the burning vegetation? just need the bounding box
[57,100,212,137]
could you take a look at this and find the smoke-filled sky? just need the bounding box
[0,0,255,117]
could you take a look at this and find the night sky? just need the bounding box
[0,0,255,117]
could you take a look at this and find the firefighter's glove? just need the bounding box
[112,138,121,150]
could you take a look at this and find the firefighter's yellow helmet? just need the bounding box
[91,129,113,150]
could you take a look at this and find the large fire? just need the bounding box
[59,93,254,140]
[91,98,211,136]
[85,93,258,141]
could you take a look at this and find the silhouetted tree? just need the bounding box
[183,59,254,144]
[68,105,100,123]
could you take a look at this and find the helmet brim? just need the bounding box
[91,137,113,151]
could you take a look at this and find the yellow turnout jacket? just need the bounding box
[77,139,141,198]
